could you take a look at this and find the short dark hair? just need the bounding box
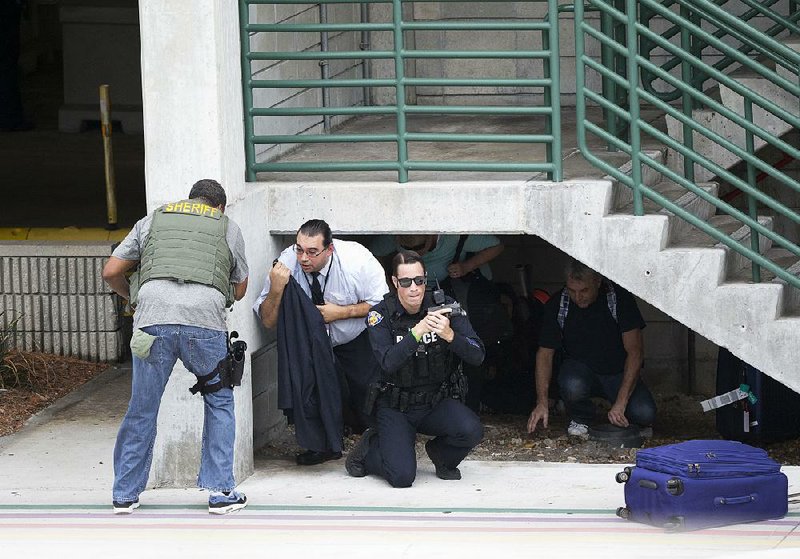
[392,249,426,277]
[565,257,600,282]
[189,179,227,208]
[298,219,332,247]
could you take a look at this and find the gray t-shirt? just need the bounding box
[112,212,249,332]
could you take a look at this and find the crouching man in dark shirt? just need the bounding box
[346,250,485,487]
[527,258,656,438]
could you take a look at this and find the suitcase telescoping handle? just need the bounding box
[714,495,756,506]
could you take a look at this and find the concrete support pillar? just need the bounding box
[137,0,253,487]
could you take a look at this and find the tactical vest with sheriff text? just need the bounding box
[130,199,234,306]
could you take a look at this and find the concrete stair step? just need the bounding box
[771,257,800,315]
[726,246,795,283]
[607,149,666,209]
[665,48,798,184]
[768,34,800,82]
[669,214,742,248]
[781,34,800,54]
[614,181,718,240]
[613,180,683,214]
[715,215,775,276]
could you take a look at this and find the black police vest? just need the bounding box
[384,293,452,389]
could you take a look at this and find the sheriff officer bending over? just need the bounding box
[346,250,484,487]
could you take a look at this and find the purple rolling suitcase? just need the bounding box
[616,440,788,531]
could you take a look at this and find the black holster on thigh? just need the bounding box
[190,331,247,395]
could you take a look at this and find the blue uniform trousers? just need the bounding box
[363,398,483,488]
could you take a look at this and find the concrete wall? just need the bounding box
[0,242,124,362]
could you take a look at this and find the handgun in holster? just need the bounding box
[363,381,392,415]
[189,331,248,395]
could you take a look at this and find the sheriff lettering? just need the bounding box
[163,201,221,218]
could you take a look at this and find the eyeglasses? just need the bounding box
[395,275,426,288]
[294,244,327,258]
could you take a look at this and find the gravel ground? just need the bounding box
[257,392,800,466]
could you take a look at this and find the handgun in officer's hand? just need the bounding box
[427,301,464,317]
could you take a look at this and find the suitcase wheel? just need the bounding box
[616,507,631,520]
[666,478,684,496]
[615,466,633,484]
[663,516,685,532]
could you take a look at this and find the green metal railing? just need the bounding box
[574,0,800,289]
[640,0,800,102]
[239,0,562,182]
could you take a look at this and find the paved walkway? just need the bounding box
[1,365,798,557]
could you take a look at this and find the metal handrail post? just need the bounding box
[546,0,562,181]
[626,0,643,216]
[744,99,761,283]
[392,0,408,183]
[319,3,332,132]
[680,4,695,182]
[239,0,257,181]
[360,2,372,106]
[600,3,618,152]
[688,6,704,106]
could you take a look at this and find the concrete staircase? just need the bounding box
[665,34,800,183]
[528,152,800,392]
[541,34,800,391]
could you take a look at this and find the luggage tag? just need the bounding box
[700,384,755,412]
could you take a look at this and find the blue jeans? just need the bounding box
[112,324,234,502]
[558,358,656,426]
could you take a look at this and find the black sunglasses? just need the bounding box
[396,275,426,288]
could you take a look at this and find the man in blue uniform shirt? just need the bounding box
[346,250,485,487]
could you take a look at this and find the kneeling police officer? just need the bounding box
[346,249,485,488]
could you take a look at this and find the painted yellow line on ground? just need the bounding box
[0,227,129,241]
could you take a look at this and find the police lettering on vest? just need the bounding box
[395,332,439,345]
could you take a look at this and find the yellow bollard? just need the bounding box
[99,84,118,230]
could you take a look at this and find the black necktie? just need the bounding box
[310,272,324,305]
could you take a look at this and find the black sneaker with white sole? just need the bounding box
[112,499,140,514]
[208,490,247,515]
